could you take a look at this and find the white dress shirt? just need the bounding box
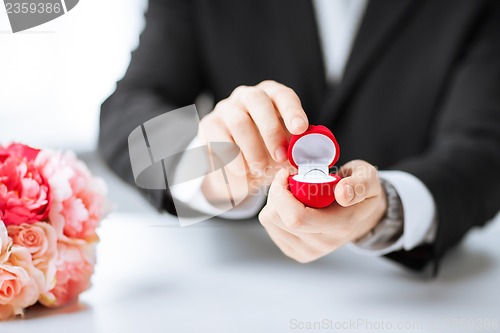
[170,0,437,255]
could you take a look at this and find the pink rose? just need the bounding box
[0,222,12,264]
[40,242,94,308]
[36,151,108,243]
[7,223,57,292]
[0,246,44,320]
[0,144,51,226]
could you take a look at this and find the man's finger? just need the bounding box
[257,80,309,135]
[335,160,381,207]
[267,169,333,233]
[259,207,321,263]
[267,168,308,224]
[199,115,236,175]
[259,205,298,255]
[218,102,271,175]
[238,86,289,163]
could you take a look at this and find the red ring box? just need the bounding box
[287,125,341,208]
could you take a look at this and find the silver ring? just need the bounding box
[303,169,327,178]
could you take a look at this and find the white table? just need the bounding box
[2,153,500,333]
[3,213,500,333]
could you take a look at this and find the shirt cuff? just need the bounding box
[348,170,437,256]
[169,137,266,220]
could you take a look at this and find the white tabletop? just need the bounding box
[3,207,500,333]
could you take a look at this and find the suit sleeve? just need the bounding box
[386,2,500,274]
[99,0,203,213]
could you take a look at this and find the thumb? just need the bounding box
[334,160,380,207]
[269,168,290,197]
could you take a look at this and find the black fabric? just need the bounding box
[99,0,500,274]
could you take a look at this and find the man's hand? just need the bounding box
[199,80,309,205]
[258,160,387,263]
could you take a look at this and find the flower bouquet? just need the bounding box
[0,143,109,320]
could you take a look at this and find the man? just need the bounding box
[99,0,500,274]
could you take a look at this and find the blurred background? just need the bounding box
[1,0,155,213]
[0,0,146,151]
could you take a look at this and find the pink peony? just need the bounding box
[40,242,95,308]
[0,144,51,226]
[36,151,108,243]
[0,246,44,320]
[7,223,57,293]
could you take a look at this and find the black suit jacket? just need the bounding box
[99,0,500,274]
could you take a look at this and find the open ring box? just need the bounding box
[287,125,341,208]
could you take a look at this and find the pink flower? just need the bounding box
[0,144,105,319]
[40,243,94,308]
[7,223,57,293]
[36,151,108,243]
[0,144,51,226]
[0,222,12,264]
[0,143,40,162]
[0,246,44,320]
